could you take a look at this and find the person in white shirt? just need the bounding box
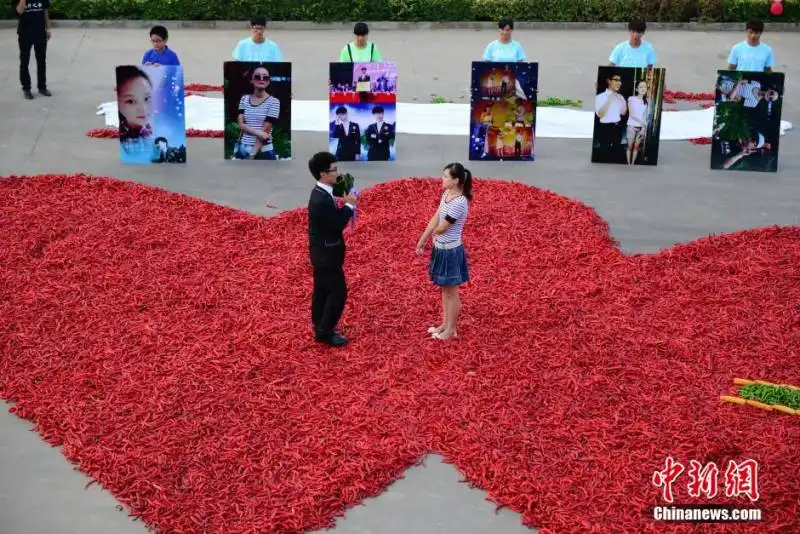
[593,71,628,163]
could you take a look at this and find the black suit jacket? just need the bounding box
[308,185,353,270]
[331,121,361,160]
[365,122,395,161]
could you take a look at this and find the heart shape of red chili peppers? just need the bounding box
[1,174,798,534]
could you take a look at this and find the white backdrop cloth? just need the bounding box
[97,95,793,140]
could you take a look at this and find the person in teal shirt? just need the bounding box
[608,20,657,68]
[727,20,775,72]
[339,22,382,62]
[232,15,284,62]
[482,19,526,62]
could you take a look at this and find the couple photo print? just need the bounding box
[469,61,538,162]
[115,65,187,165]
[328,61,398,161]
[710,70,785,172]
[223,61,293,160]
[591,66,666,166]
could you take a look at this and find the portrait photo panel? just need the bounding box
[329,61,397,103]
[328,103,396,162]
[329,61,397,161]
[115,64,187,165]
[469,61,538,162]
[591,66,666,166]
[710,70,784,172]
[223,61,292,161]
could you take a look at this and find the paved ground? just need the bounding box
[1,27,799,534]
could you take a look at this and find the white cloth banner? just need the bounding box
[97,95,793,140]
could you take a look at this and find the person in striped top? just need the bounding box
[235,66,281,159]
[416,162,473,341]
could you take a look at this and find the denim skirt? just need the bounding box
[429,242,470,286]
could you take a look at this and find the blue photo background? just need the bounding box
[469,61,538,161]
[116,64,186,164]
[328,102,397,161]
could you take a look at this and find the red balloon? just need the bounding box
[770,2,783,16]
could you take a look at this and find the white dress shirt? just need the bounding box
[595,90,625,123]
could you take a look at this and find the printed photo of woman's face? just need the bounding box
[636,81,647,96]
[119,75,153,128]
[252,67,270,90]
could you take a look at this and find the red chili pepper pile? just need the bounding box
[184,83,224,92]
[1,174,797,534]
[86,128,223,139]
[663,90,716,104]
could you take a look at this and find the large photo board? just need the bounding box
[591,66,666,166]
[223,61,292,160]
[710,70,784,172]
[116,65,187,164]
[469,61,538,161]
[328,61,397,161]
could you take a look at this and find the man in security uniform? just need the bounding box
[365,105,395,161]
[330,106,362,161]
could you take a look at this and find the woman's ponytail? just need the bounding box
[462,168,473,200]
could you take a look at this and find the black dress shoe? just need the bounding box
[316,333,348,347]
[39,88,52,97]
[23,90,34,100]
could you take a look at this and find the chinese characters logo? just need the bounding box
[652,457,759,503]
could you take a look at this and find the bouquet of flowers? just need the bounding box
[331,172,355,198]
[332,172,359,228]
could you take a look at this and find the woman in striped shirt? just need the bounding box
[235,66,281,159]
[416,162,474,341]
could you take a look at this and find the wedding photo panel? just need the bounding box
[328,61,398,161]
[591,66,666,166]
[710,70,785,172]
[115,64,187,165]
[223,61,292,160]
[469,61,538,161]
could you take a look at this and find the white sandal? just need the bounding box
[432,331,458,340]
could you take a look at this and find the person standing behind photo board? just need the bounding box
[142,26,180,66]
[727,20,774,73]
[232,15,285,62]
[14,0,51,100]
[339,22,383,62]
[609,20,657,68]
[483,19,526,62]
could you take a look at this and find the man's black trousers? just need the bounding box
[311,265,347,338]
[19,33,47,92]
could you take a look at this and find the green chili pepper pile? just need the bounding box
[738,383,800,410]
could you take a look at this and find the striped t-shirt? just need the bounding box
[436,192,469,245]
[238,95,280,145]
[718,77,761,107]
[736,81,761,108]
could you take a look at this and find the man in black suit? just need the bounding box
[330,106,361,161]
[357,67,370,85]
[307,152,358,346]
[365,105,395,161]
[356,67,371,102]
